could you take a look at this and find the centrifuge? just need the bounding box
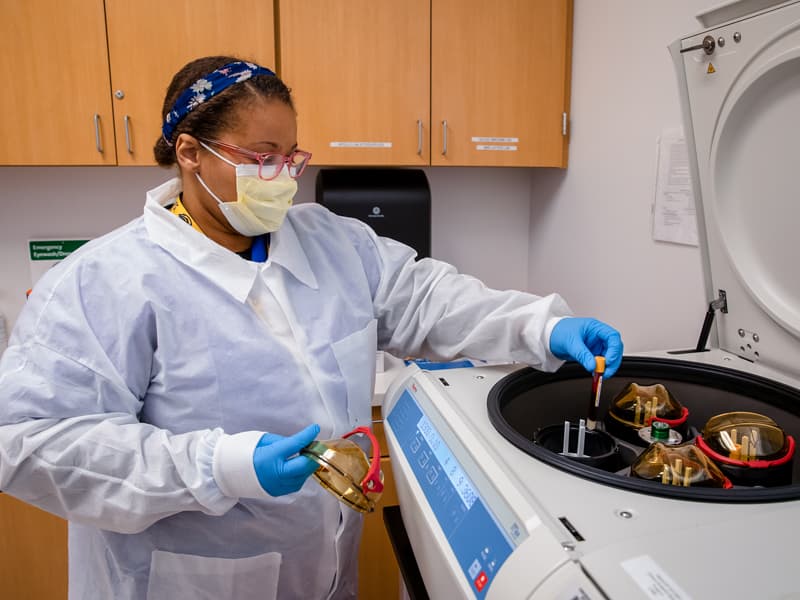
[383,1,800,597]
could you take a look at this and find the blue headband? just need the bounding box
[162,61,276,143]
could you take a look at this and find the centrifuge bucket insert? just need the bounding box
[301,426,384,513]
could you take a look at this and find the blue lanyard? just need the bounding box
[250,234,268,263]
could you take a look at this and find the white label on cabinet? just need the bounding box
[329,141,393,148]
[476,145,518,151]
[471,136,519,143]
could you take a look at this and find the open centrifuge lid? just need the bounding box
[670,0,800,379]
[694,0,797,27]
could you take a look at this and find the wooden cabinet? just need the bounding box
[0,409,400,600]
[0,461,399,600]
[104,0,275,165]
[358,458,400,599]
[1,453,399,600]
[431,0,573,167]
[279,1,431,166]
[279,0,573,167]
[2,1,570,167]
[359,407,402,599]
[0,0,115,165]
[0,493,67,599]
[0,0,276,166]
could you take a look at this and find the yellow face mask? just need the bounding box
[196,142,298,236]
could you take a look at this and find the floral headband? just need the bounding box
[161,61,276,144]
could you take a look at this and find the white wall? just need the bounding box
[0,1,715,356]
[0,167,168,330]
[299,166,533,292]
[527,0,709,352]
[0,165,532,332]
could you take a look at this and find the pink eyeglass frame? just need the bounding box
[199,137,312,180]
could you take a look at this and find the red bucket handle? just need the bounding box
[343,426,384,494]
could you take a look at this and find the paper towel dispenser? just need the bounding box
[315,169,431,259]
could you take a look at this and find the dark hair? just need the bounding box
[153,55,294,167]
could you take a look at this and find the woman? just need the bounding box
[0,56,622,599]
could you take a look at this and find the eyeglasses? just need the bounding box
[199,138,312,180]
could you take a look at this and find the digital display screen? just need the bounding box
[388,386,516,598]
[417,413,478,510]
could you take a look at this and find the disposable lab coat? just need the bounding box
[0,177,571,599]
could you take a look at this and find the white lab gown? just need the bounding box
[0,177,571,599]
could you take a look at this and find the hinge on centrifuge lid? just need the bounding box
[695,289,728,352]
[711,290,728,313]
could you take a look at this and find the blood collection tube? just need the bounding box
[587,356,606,430]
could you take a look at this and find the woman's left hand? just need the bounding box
[549,317,624,377]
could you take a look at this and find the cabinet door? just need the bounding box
[0,494,67,599]
[431,0,573,167]
[279,0,430,166]
[105,0,276,165]
[0,0,115,165]
[358,457,400,599]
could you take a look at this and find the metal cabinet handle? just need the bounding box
[93,114,103,153]
[124,115,133,154]
[441,120,448,156]
[417,120,423,155]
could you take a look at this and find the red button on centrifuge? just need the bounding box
[474,571,488,592]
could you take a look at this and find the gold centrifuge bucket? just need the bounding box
[301,426,384,513]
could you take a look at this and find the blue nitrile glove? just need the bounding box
[253,424,321,497]
[549,317,624,377]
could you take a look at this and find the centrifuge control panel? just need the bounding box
[387,382,527,598]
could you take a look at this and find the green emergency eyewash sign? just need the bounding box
[28,239,90,288]
[29,240,89,261]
